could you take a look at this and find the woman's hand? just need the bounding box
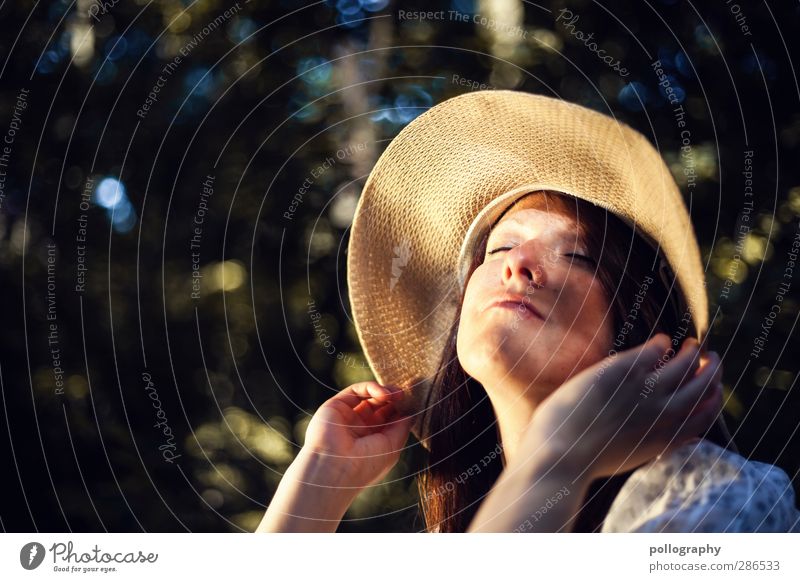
[256,382,412,532]
[303,381,414,489]
[521,333,723,481]
[470,334,723,533]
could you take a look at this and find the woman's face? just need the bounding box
[457,197,615,400]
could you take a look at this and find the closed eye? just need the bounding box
[565,252,596,266]
[487,246,513,255]
[488,247,596,266]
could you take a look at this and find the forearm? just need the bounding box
[256,449,359,533]
[467,449,592,533]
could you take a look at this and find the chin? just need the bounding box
[458,325,547,387]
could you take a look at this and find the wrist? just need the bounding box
[291,447,362,495]
[470,445,592,533]
[514,438,596,491]
[257,449,359,533]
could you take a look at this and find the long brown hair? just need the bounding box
[417,191,734,532]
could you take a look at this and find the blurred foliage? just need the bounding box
[0,0,798,532]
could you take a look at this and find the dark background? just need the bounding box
[0,0,798,532]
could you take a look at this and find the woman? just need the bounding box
[421,189,729,533]
[257,91,799,533]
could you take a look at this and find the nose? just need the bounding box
[501,240,547,292]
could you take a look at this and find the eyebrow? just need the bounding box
[489,217,588,249]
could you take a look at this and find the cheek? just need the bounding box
[456,267,494,360]
[455,304,477,378]
[570,278,613,349]
[456,279,481,348]
[460,264,493,317]
[586,280,611,321]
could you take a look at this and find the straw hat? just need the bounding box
[346,90,707,441]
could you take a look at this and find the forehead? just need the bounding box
[494,193,578,224]
[492,207,578,233]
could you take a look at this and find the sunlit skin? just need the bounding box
[258,196,724,532]
[459,197,724,531]
[457,198,615,465]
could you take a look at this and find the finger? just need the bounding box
[676,382,723,441]
[698,352,723,385]
[650,338,702,394]
[608,333,671,376]
[664,352,721,415]
[349,381,404,403]
[321,399,372,437]
[353,398,379,417]
[652,390,720,460]
[382,414,414,451]
[324,399,363,426]
[354,387,406,418]
[331,381,401,408]
[370,401,398,426]
[690,353,722,396]
[353,399,391,426]
[696,333,713,357]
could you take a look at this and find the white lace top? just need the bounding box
[602,438,800,532]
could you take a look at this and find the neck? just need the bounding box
[483,380,547,468]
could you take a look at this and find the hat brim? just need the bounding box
[347,90,708,444]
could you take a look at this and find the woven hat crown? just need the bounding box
[347,90,707,433]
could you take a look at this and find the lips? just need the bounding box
[485,295,544,320]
